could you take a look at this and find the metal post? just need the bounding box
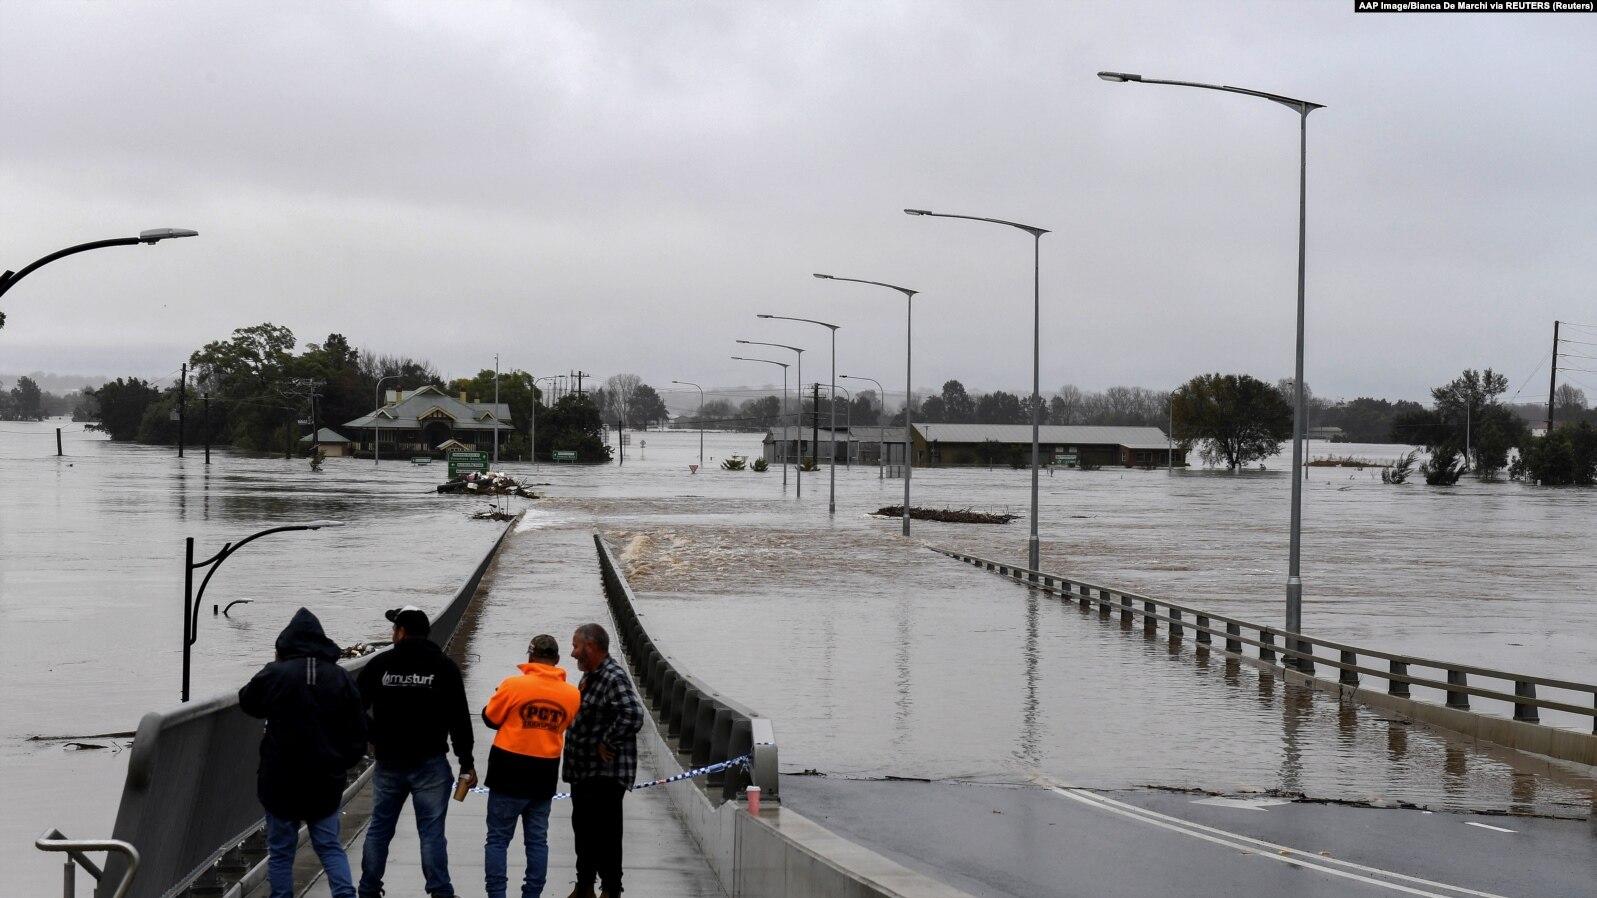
[1168,392,1174,472]
[1285,106,1309,671]
[811,383,820,476]
[182,538,193,703]
[492,353,500,465]
[1028,232,1041,574]
[56,427,62,457]
[1546,320,1560,434]
[829,328,837,513]
[904,298,913,535]
[178,364,186,459]
[203,393,210,465]
[781,367,789,487]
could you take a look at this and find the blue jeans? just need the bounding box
[359,756,455,897]
[485,791,553,898]
[265,811,355,898]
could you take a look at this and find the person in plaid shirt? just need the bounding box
[562,623,644,898]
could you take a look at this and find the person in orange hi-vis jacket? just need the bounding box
[480,634,582,898]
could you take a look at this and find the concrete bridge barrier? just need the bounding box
[593,534,975,898]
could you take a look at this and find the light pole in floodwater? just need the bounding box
[373,374,405,464]
[182,521,343,702]
[840,375,886,479]
[671,380,705,470]
[903,209,1047,570]
[732,355,790,488]
[759,314,840,514]
[737,340,805,497]
[1098,69,1322,670]
[532,375,557,466]
[813,274,919,536]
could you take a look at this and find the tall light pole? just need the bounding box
[671,380,704,469]
[737,340,805,497]
[373,374,405,464]
[183,520,343,702]
[492,353,500,466]
[840,375,886,480]
[0,229,199,326]
[732,356,790,488]
[532,375,557,466]
[904,210,1048,570]
[1099,70,1322,670]
[760,314,840,514]
[813,274,918,535]
[833,383,853,467]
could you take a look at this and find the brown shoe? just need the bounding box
[566,887,596,898]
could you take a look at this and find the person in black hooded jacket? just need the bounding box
[240,607,367,898]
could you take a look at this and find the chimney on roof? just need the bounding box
[460,390,469,403]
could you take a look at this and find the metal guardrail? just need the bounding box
[83,515,520,898]
[592,534,780,801]
[933,547,1597,733]
[35,829,140,898]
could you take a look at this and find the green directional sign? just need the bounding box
[448,450,489,478]
[551,450,578,463]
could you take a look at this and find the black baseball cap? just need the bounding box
[385,605,431,636]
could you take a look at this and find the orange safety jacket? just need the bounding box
[482,662,581,759]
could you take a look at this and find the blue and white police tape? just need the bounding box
[468,754,751,800]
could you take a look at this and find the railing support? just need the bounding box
[1389,660,1411,697]
[1169,608,1183,640]
[1225,622,1242,654]
[1446,670,1470,709]
[35,830,139,898]
[1513,681,1540,723]
[1196,615,1211,645]
[1259,631,1276,664]
[1118,593,1131,625]
[1339,650,1359,687]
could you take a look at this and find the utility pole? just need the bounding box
[492,353,500,465]
[310,385,320,459]
[203,392,211,465]
[617,420,624,465]
[1168,392,1174,473]
[812,382,821,471]
[1547,320,1561,434]
[574,369,589,397]
[178,364,187,458]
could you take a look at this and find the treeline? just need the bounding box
[0,375,91,420]
[77,322,613,462]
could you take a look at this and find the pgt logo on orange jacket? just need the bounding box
[519,699,569,732]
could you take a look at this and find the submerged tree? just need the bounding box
[1511,422,1597,486]
[1382,450,1418,484]
[1171,373,1292,471]
[1420,445,1466,485]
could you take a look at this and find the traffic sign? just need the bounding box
[448,450,489,478]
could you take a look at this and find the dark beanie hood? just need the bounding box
[275,607,340,663]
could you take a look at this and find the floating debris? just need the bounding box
[340,641,386,659]
[437,471,538,498]
[471,508,516,522]
[873,506,1018,524]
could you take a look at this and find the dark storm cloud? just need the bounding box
[2,1,1592,403]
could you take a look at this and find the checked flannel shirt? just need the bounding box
[562,656,645,784]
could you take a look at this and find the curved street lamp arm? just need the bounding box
[759,314,840,330]
[188,524,326,639]
[736,340,805,355]
[731,356,789,370]
[903,209,1049,237]
[1098,71,1322,113]
[0,238,140,300]
[813,273,918,298]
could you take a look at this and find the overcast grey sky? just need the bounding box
[2,1,1593,405]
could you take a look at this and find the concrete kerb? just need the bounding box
[592,533,978,898]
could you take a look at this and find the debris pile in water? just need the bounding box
[341,641,386,659]
[437,471,538,498]
[873,506,1018,524]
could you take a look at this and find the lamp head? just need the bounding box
[302,520,344,529]
[757,314,774,319]
[903,209,930,216]
[1097,71,1140,83]
[139,228,199,243]
[812,273,833,279]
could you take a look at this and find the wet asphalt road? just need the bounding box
[785,776,1596,898]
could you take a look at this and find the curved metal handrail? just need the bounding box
[35,829,140,898]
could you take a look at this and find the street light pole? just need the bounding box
[834,384,853,467]
[737,340,805,498]
[671,380,705,469]
[759,314,840,514]
[492,353,500,466]
[1098,70,1322,669]
[903,211,1047,570]
[182,520,343,701]
[840,375,887,480]
[732,356,790,488]
[814,275,919,535]
[533,375,557,466]
[373,374,404,464]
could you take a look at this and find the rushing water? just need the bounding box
[2,420,1593,892]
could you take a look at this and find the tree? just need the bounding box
[1511,422,1597,486]
[539,394,611,462]
[736,395,782,432]
[1554,384,1588,422]
[1470,405,1530,479]
[446,368,541,458]
[1421,444,1466,486]
[848,389,881,427]
[7,376,44,420]
[1171,373,1293,471]
[916,394,947,423]
[975,390,1026,424]
[939,380,975,422]
[1050,385,1085,425]
[601,373,642,428]
[84,378,160,440]
[628,384,670,430]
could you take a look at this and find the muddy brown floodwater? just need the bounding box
[3,422,1592,894]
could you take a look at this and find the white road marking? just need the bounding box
[1463,821,1516,833]
[1036,777,1510,898]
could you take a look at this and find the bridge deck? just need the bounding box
[291,526,722,898]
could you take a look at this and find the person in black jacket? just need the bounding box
[239,607,367,898]
[355,606,476,898]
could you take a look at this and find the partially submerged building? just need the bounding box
[761,425,909,465]
[344,385,511,456]
[762,422,1184,468]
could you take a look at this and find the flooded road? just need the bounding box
[3,421,1593,893]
